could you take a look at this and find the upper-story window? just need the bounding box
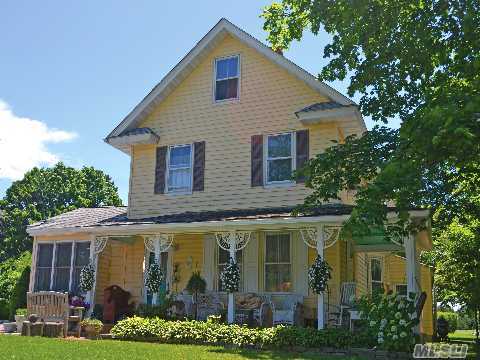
[167,144,193,193]
[265,133,295,184]
[214,55,240,102]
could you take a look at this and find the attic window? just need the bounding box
[214,55,239,101]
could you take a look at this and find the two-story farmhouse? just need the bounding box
[27,19,434,337]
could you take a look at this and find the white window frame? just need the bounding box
[264,232,292,294]
[213,54,241,103]
[34,240,91,293]
[215,246,244,292]
[395,283,408,297]
[264,132,296,186]
[369,256,384,295]
[165,143,193,195]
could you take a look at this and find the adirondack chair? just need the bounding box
[26,292,69,337]
[331,282,356,327]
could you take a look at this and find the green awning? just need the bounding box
[353,227,403,252]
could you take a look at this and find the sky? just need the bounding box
[0,1,398,204]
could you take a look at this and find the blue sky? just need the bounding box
[0,1,396,203]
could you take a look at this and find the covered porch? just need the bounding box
[28,207,432,335]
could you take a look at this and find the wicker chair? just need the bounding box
[235,293,273,327]
[271,294,304,326]
[195,293,225,321]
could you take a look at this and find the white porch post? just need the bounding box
[87,235,106,315]
[152,238,161,305]
[227,231,236,324]
[316,225,325,330]
[405,233,420,334]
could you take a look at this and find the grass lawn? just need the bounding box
[0,335,365,360]
[448,330,479,360]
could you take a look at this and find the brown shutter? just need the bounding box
[251,135,263,187]
[154,146,168,194]
[193,141,206,192]
[296,129,309,183]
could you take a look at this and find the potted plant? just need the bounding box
[14,308,27,333]
[186,271,206,319]
[80,318,103,339]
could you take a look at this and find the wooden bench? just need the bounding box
[26,292,70,337]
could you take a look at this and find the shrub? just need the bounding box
[81,318,103,333]
[437,311,458,333]
[15,308,27,316]
[357,292,419,352]
[111,316,370,349]
[0,252,31,319]
[135,293,174,319]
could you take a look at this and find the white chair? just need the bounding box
[337,282,356,327]
[271,294,304,326]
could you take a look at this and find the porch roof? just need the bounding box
[27,204,429,237]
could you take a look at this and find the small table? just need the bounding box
[349,310,361,331]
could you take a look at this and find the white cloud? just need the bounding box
[0,100,77,180]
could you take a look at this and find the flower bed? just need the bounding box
[111,316,372,350]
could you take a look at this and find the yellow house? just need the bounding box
[27,18,433,337]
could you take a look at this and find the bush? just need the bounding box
[81,318,103,333]
[437,311,458,333]
[135,294,174,319]
[111,316,370,349]
[0,252,31,320]
[357,292,419,352]
[15,308,27,316]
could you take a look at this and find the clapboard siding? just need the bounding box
[171,234,204,293]
[128,34,362,218]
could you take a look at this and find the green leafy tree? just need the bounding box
[262,1,480,233]
[0,162,123,260]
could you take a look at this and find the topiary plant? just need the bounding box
[186,271,206,319]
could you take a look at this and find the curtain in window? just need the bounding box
[35,244,54,291]
[168,145,192,192]
[71,242,90,295]
[53,243,72,292]
[265,234,291,292]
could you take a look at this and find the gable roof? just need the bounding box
[105,18,360,142]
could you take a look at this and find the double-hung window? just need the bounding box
[264,233,292,292]
[214,55,239,101]
[167,144,192,193]
[217,247,243,292]
[34,241,90,295]
[370,257,384,296]
[395,284,408,297]
[266,133,294,184]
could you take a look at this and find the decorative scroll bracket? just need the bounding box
[94,236,109,255]
[300,225,342,250]
[214,231,252,253]
[143,234,174,254]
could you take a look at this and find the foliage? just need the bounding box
[92,304,104,321]
[220,258,241,293]
[0,251,31,319]
[15,308,27,316]
[111,316,370,349]
[186,271,206,295]
[0,162,123,260]
[144,261,164,294]
[135,295,174,320]
[69,295,90,311]
[81,318,103,334]
[357,293,419,352]
[262,1,480,233]
[79,262,95,293]
[308,255,331,294]
[437,311,458,333]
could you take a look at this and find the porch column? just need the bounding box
[88,236,108,313]
[405,233,420,334]
[316,225,325,330]
[227,231,236,324]
[152,239,161,305]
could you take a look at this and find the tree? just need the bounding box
[262,0,480,232]
[0,163,123,260]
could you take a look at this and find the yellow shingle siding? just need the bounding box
[171,234,204,293]
[129,34,362,218]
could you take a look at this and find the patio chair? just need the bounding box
[271,294,304,326]
[195,293,225,321]
[26,291,69,337]
[174,293,194,319]
[103,285,135,323]
[235,293,272,327]
[330,282,356,327]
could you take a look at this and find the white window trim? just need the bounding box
[35,240,91,293]
[165,143,194,195]
[213,54,241,104]
[215,245,244,293]
[264,132,296,186]
[369,255,384,294]
[264,232,292,294]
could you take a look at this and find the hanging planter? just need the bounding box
[220,257,241,293]
[145,262,164,294]
[308,255,332,294]
[79,262,95,293]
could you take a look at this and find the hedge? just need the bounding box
[111,316,372,349]
[437,311,458,333]
[0,252,31,320]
